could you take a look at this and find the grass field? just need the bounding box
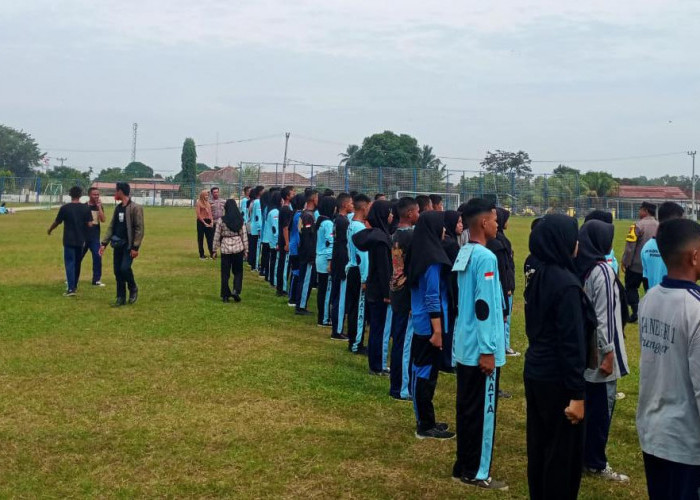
[0,208,646,498]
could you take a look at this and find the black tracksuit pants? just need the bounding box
[113,244,136,300]
[524,377,584,500]
[624,269,647,316]
[276,248,288,293]
[220,252,244,298]
[197,219,214,258]
[453,364,500,481]
[411,334,441,432]
[316,272,332,325]
[643,453,700,500]
[248,234,258,270]
[345,266,365,352]
[259,243,270,277]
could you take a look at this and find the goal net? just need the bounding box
[395,191,461,210]
[42,183,63,210]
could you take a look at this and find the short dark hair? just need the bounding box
[657,218,700,269]
[323,188,335,197]
[397,196,417,218]
[88,186,99,194]
[352,193,371,206]
[243,186,251,194]
[374,193,385,200]
[349,190,358,198]
[281,186,294,200]
[429,194,442,206]
[116,182,130,196]
[461,198,495,225]
[415,195,431,213]
[69,186,83,199]
[336,193,351,207]
[641,201,657,217]
[305,189,319,203]
[585,210,613,224]
[658,201,684,223]
[210,186,219,194]
[531,217,542,230]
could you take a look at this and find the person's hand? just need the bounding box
[507,291,512,296]
[478,354,495,375]
[361,283,367,291]
[599,351,614,376]
[565,399,585,424]
[98,245,105,256]
[429,331,442,349]
[383,297,391,304]
[130,249,139,259]
[284,244,289,252]
[47,228,52,235]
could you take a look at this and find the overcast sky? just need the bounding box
[2,0,699,178]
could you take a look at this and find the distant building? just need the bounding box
[197,166,310,188]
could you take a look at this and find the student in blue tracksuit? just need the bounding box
[330,193,354,340]
[353,200,394,376]
[451,198,508,491]
[389,197,419,400]
[248,186,264,270]
[259,190,272,278]
[585,210,619,274]
[441,210,463,374]
[642,201,684,289]
[265,191,282,286]
[315,196,336,326]
[287,194,305,307]
[295,190,319,315]
[406,211,455,440]
[345,194,371,354]
[240,186,251,229]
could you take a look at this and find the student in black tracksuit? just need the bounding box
[295,190,319,315]
[441,210,463,373]
[353,200,394,376]
[330,193,353,340]
[276,186,296,297]
[487,207,517,355]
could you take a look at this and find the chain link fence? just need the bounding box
[1,166,691,219]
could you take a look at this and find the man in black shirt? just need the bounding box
[276,186,295,297]
[80,186,106,287]
[330,193,353,339]
[47,185,92,296]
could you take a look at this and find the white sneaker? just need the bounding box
[615,392,626,400]
[505,348,521,357]
[585,464,630,482]
[93,281,106,287]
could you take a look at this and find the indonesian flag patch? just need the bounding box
[484,271,495,280]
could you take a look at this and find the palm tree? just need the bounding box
[339,144,360,166]
[582,171,618,197]
[418,145,443,170]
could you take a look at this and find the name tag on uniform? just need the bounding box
[118,213,125,223]
[452,244,474,272]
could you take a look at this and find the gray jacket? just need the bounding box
[622,215,658,274]
[101,199,145,251]
[583,263,629,383]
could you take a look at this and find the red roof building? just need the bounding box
[617,185,689,200]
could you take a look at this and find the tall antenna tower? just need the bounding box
[131,123,138,162]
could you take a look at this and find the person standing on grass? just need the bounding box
[265,191,282,285]
[276,186,295,297]
[295,190,319,316]
[47,185,93,296]
[440,210,462,374]
[345,194,371,354]
[258,189,272,278]
[353,200,394,376]
[287,194,305,307]
[450,199,507,490]
[330,193,353,340]
[405,211,454,440]
[388,197,419,400]
[622,201,658,322]
[315,196,337,327]
[524,214,594,500]
[99,182,144,307]
[210,186,225,224]
[637,218,700,500]
[585,210,619,274]
[576,220,630,482]
[195,189,215,260]
[248,186,264,271]
[641,201,685,289]
[81,186,106,287]
[213,199,248,303]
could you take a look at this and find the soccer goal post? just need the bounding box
[395,191,461,210]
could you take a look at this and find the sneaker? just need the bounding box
[276,291,286,297]
[92,281,106,287]
[436,422,449,432]
[615,392,626,400]
[199,256,207,261]
[317,323,332,328]
[295,309,311,316]
[391,395,412,402]
[453,476,509,491]
[111,297,126,307]
[415,427,455,440]
[330,333,349,341]
[368,369,390,377]
[63,290,76,297]
[287,303,296,307]
[353,346,368,356]
[585,464,630,482]
[498,389,513,399]
[505,348,521,357]
[232,294,241,303]
[381,369,391,376]
[128,288,138,304]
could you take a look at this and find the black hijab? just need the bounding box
[442,210,461,263]
[222,199,243,232]
[367,200,393,237]
[575,220,614,280]
[315,196,336,230]
[407,211,452,286]
[584,210,613,224]
[291,193,305,212]
[496,207,510,234]
[525,214,581,325]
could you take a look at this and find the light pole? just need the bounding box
[690,151,697,220]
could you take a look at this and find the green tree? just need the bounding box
[44,166,90,186]
[418,145,444,170]
[0,125,45,177]
[481,150,532,176]
[96,167,125,182]
[552,164,580,176]
[196,163,211,173]
[180,138,197,185]
[581,171,618,197]
[123,161,154,179]
[339,144,360,166]
[352,131,421,169]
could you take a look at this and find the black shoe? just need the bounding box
[330,333,349,341]
[111,297,126,307]
[353,346,368,355]
[276,290,286,297]
[498,389,512,399]
[452,476,508,491]
[415,427,455,440]
[436,422,449,431]
[128,288,138,304]
[232,293,241,303]
[368,369,390,377]
[629,313,638,324]
[63,289,77,297]
[295,308,311,316]
[222,297,230,303]
[391,394,412,402]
